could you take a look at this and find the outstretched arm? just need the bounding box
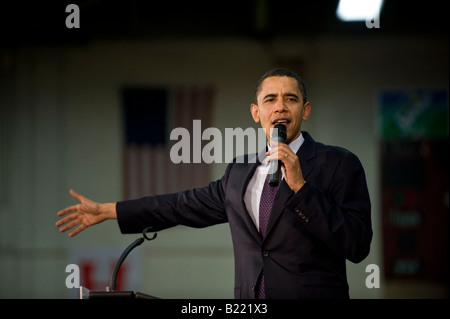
[55,189,117,237]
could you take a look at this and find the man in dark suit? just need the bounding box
[56,67,372,299]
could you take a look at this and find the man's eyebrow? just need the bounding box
[263,93,277,100]
[284,93,299,99]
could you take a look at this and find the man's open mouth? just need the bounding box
[272,119,290,125]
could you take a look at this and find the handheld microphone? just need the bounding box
[268,123,287,187]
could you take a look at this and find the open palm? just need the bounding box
[56,189,106,237]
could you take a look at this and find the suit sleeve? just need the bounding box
[285,150,372,263]
[116,172,229,234]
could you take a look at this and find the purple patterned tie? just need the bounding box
[256,172,281,299]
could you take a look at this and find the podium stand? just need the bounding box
[80,287,160,299]
[80,227,160,299]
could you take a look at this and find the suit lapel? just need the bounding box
[297,132,315,180]
[236,150,266,239]
[264,132,316,239]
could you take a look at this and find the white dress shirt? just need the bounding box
[244,132,304,229]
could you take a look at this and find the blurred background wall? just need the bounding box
[0,1,448,299]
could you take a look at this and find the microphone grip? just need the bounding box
[267,123,287,187]
[268,159,281,186]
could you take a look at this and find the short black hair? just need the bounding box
[254,67,308,104]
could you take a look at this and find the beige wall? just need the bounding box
[0,34,447,298]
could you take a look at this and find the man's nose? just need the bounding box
[274,100,287,112]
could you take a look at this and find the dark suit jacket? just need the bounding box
[116,131,372,299]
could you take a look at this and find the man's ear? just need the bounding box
[250,103,260,123]
[302,102,311,121]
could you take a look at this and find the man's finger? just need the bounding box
[57,204,79,217]
[58,218,80,233]
[69,189,84,202]
[55,211,79,227]
[69,224,86,237]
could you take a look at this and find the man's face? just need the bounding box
[251,76,311,145]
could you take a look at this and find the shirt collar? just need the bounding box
[288,132,304,154]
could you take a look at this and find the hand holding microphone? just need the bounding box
[266,124,306,192]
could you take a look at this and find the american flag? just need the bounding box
[122,85,214,200]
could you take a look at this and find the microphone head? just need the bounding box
[272,123,287,143]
